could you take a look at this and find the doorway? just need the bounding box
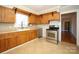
[61,12,76,45]
[64,21,71,32]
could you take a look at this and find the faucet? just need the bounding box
[21,21,24,29]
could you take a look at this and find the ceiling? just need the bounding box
[24,5,58,12]
[4,5,61,15]
[3,5,79,15]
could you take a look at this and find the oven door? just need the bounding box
[46,30,58,44]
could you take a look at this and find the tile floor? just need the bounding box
[2,38,79,54]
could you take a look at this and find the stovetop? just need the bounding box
[47,27,59,31]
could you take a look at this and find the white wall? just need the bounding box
[71,14,77,38]
[59,14,61,42]
[77,10,79,46]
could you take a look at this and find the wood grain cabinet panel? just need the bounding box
[53,12,60,20]
[0,34,8,52]
[18,31,27,44]
[41,14,49,24]
[28,30,33,41]
[0,7,2,22]
[0,7,5,22]
[29,14,42,24]
[16,30,33,45]
[0,38,6,52]
[32,30,37,39]
[33,30,38,39]
[7,33,17,49]
[40,12,60,24]
[47,13,53,20]
[16,32,23,45]
[29,14,36,24]
[44,12,60,21]
[35,16,42,24]
[0,6,15,23]
[5,8,15,23]
[25,31,30,41]
[31,30,35,40]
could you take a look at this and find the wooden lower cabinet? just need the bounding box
[0,34,9,52]
[29,30,37,41]
[7,35,17,49]
[16,31,27,45]
[0,39,6,52]
[32,30,37,39]
[0,29,37,52]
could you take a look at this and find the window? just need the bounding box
[14,13,28,28]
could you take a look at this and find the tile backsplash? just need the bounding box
[0,23,15,30]
[49,21,60,25]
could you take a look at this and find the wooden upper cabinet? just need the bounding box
[0,6,4,22]
[41,14,49,24]
[5,8,15,23]
[0,6,15,23]
[29,14,41,24]
[29,14,36,24]
[47,12,60,21]
[53,12,60,20]
[40,12,60,24]
[0,7,2,22]
[47,13,53,20]
[28,11,60,24]
[35,15,42,24]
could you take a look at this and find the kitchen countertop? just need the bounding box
[0,27,37,34]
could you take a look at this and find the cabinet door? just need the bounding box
[32,30,37,39]
[4,8,15,23]
[8,37,16,48]
[29,14,36,24]
[0,6,15,23]
[28,30,32,41]
[16,31,26,45]
[53,12,60,20]
[6,9,15,23]
[20,31,27,43]
[27,30,34,41]
[35,16,41,24]
[0,39,5,52]
[0,34,8,52]
[6,33,17,49]
[1,7,5,22]
[8,37,17,49]
[41,14,48,24]
[0,7,2,22]
[31,30,35,40]
[34,30,38,38]
[25,31,30,42]
[48,13,53,20]
[16,32,22,45]
[29,30,37,41]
